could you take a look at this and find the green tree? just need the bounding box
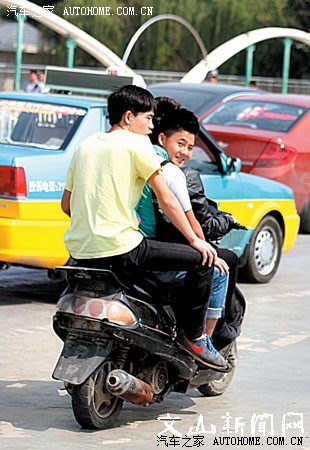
[285,0,310,78]
[2,0,309,78]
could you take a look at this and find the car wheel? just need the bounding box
[241,216,283,283]
[300,200,310,233]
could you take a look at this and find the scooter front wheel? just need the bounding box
[72,360,123,429]
[198,342,237,397]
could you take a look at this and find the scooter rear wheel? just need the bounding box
[71,360,123,429]
[198,342,237,397]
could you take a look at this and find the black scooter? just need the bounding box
[52,265,244,429]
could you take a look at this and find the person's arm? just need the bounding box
[61,189,71,217]
[61,149,77,218]
[185,209,205,241]
[162,162,205,240]
[184,167,240,239]
[148,171,217,266]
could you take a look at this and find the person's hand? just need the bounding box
[190,238,218,266]
[215,257,230,275]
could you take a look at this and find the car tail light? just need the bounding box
[256,140,297,167]
[0,166,27,198]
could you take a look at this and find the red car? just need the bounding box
[201,94,310,232]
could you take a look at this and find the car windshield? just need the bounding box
[0,100,86,150]
[150,87,218,113]
[203,100,306,132]
[184,132,221,174]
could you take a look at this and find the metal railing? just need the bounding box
[1,64,310,95]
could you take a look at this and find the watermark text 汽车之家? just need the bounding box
[6,5,154,18]
[7,5,54,18]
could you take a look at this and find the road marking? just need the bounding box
[271,334,310,347]
[101,438,132,445]
[0,422,31,438]
[6,383,26,388]
[15,329,35,334]
[273,290,310,299]
[238,337,261,343]
[247,290,310,304]
[58,388,69,396]
[237,344,269,353]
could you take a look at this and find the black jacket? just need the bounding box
[183,167,236,241]
[155,163,236,244]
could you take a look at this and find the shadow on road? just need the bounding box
[0,267,64,304]
[0,379,197,433]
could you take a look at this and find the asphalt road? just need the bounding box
[0,235,309,450]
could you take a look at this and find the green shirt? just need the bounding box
[136,145,168,238]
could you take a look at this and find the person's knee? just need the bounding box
[213,267,229,290]
[229,251,238,268]
[217,248,238,265]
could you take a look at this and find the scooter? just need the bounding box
[52,265,244,429]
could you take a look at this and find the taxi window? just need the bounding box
[185,133,220,175]
[0,100,86,149]
[150,87,218,113]
[203,100,306,132]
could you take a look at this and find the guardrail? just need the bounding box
[1,64,310,95]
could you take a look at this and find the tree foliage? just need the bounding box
[1,0,309,78]
[285,0,310,77]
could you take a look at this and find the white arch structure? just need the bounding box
[2,2,310,87]
[181,27,310,83]
[122,14,207,65]
[0,0,145,86]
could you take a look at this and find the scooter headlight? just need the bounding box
[56,294,138,327]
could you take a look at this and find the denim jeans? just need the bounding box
[216,247,238,307]
[154,267,228,319]
[76,238,214,339]
[207,267,228,319]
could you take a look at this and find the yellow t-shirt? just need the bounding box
[64,130,160,259]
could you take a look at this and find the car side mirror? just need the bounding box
[226,156,242,173]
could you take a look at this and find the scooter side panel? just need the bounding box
[52,336,114,385]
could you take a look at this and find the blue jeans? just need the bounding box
[207,267,228,319]
[153,267,228,319]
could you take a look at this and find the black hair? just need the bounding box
[107,85,156,126]
[151,97,199,144]
[155,96,181,112]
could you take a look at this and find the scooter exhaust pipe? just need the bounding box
[106,369,154,406]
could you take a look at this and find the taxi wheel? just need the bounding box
[241,216,283,283]
[300,200,310,233]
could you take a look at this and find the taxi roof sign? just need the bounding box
[45,66,134,95]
